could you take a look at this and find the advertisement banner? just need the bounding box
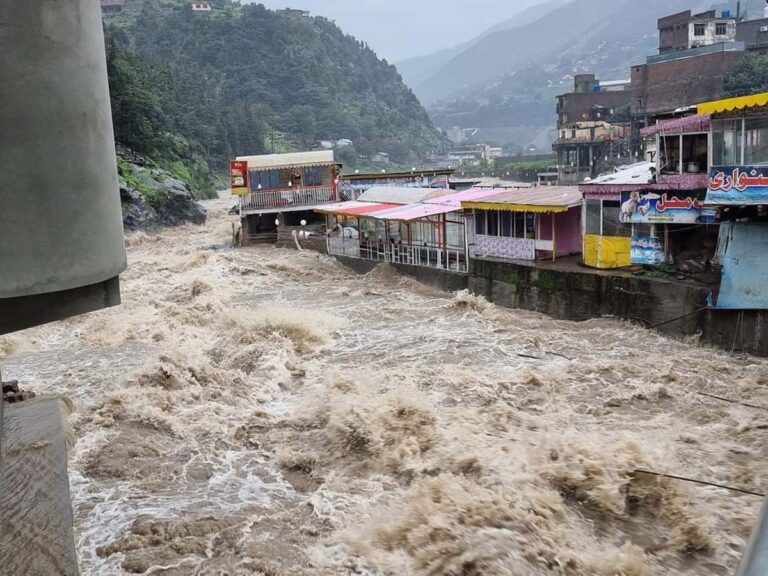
[631,236,665,265]
[707,166,768,205]
[620,190,714,224]
[229,160,249,196]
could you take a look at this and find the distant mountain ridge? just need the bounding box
[400,0,766,149]
[395,0,569,91]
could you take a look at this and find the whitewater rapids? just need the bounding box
[2,195,767,575]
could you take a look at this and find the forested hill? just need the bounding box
[105,0,442,196]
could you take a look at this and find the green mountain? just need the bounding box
[105,0,442,196]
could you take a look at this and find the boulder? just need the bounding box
[118,157,207,230]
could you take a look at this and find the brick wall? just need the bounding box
[632,50,745,116]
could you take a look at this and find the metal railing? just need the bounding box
[327,236,468,272]
[240,185,336,212]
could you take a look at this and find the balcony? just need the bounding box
[240,185,337,213]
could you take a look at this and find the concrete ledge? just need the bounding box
[0,396,78,575]
[0,276,121,336]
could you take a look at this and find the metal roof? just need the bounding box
[640,115,710,137]
[315,201,399,216]
[357,186,452,205]
[369,203,459,221]
[585,162,655,186]
[461,187,582,213]
[236,150,335,171]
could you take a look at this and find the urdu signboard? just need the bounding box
[620,190,715,224]
[707,166,768,205]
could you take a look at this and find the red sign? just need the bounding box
[230,160,249,196]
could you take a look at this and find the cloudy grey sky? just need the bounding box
[254,0,545,62]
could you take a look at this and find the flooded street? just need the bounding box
[2,196,768,575]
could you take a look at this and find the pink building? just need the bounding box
[461,187,583,262]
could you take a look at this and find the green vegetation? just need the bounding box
[723,53,768,98]
[105,0,442,194]
[118,160,165,208]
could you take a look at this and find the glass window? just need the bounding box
[712,119,743,165]
[586,200,601,235]
[745,118,768,165]
[475,211,486,235]
[488,211,499,236]
[303,166,324,186]
[694,23,705,36]
[633,223,654,238]
[716,22,727,36]
[513,212,526,238]
[660,135,681,173]
[500,212,512,237]
[251,169,280,190]
[602,202,631,237]
[526,214,536,238]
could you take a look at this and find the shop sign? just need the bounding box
[707,166,768,205]
[620,190,713,224]
[631,236,665,265]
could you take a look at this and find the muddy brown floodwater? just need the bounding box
[2,195,768,575]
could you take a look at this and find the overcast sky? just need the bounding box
[253,0,546,62]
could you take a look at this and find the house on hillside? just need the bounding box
[371,152,390,165]
[100,0,124,15]
[231,151,339,245]
[191,1,211,11]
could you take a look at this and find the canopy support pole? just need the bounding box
[552,212,557,263]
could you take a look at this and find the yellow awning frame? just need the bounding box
[698,92,768,115]
[462,202,569,213]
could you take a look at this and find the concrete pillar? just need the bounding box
[0,0,127,299]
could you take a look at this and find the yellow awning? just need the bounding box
[698,92,768,115]
[462,202,568,213]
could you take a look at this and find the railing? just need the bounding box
[240,185,336,212]
[327,236,468,272]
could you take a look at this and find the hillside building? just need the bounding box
[658,10,737,54]
[191,1,211,11]
[100,0,124,15]
[554,75,633,185]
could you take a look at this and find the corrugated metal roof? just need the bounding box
[369,203,458,221]
[584,162,655,185]
[357,186,452,205]
[236,150,335,171]
[640,115,710,137]
[461,187,582,213]
[314,201,401,216]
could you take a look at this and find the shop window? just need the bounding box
[602,202,631,237]
[513,212,526,238]
[712,119,743,165]
[633,223,654,238]
[475,212,487,235]
[500,212,511,237]
[586,200,601,235]
[745,118,768,165]
[488,211,499,236]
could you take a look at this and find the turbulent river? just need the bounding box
[2,196,768,575]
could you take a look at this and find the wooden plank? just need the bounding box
[0,396,78,575]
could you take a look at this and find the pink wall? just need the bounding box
[538,207,582,256]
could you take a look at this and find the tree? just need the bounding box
[723,53,768,98]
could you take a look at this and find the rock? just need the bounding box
[118,154,207,231]
[2,380,36,404]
